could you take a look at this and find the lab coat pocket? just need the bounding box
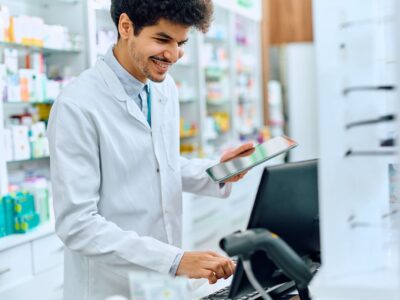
[161,121,180,172]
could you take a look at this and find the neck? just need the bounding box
[113,41,147,84]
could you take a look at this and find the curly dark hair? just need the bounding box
[110,0,214,37]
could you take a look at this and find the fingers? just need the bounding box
[177,251,235,284]
[224,171,248,183]
[213,264,226,279]
[220,259,235,279]
[227,143,254,159]
[208,272,218,284]
[205,255,235,281]
[235,142,254,154]
[220,142,255,163]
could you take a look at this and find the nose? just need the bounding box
[164,44,184,64]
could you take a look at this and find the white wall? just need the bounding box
[283,43,319,162]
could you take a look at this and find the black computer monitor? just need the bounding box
[227,159,320,299]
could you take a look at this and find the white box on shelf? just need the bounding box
[30,122,46,140]
[4,48,18,74]
[4,128,13,162]
[11,125,30,160]
[0,5,10,42]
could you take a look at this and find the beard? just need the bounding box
[128,40,167,83]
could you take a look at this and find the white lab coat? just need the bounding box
[48,59,231,300]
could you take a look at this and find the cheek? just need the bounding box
[127,40,139,60]
[147,44,169,58]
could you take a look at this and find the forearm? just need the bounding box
[180,157,232,198]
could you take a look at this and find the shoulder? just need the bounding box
[56,66,105,110]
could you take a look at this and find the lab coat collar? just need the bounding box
[96,59,129,102]
[95,59,168,130]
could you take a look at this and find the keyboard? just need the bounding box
[200,281,296,300]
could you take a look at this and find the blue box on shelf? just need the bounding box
[2,195,15,235]
[0,197,6,237]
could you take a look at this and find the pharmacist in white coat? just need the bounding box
[48,1,253,300]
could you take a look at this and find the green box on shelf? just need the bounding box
[0,197,6,237]
[2,195,15,235]
[14,212,40,234]
[34,189,49,224]
[13,192,35,217]
[237,0,254,8]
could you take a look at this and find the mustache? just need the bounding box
[150,56,172,64]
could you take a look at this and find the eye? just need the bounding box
[155,38,169,43]
[178,41,187,47]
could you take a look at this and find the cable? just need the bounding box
[241,258,273,300]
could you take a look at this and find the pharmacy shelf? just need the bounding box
[180,135,198,140]
[179,100,196,104]
[7,156,50,165]
[11,0,80,5]
[0,221,55,252]
[3,101,54,105]
[206,101,230,106]
[204,37,228,44]
[0,41,81,55]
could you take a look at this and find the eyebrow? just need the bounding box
[155,32,189,44]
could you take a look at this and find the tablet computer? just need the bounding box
[206,136,298,183]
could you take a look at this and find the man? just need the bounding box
[48,1,253,299]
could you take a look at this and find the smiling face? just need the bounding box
[115,14,189,83]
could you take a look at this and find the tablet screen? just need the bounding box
[206,136,298,183]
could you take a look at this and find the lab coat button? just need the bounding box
[156,168,160,173]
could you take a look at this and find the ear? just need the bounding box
[118,13,133,40]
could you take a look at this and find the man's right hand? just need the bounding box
[176,251,236,284]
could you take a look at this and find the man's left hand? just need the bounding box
[220,142,255,183]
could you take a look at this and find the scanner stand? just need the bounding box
[241,255,311,300]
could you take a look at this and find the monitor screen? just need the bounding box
[227,159,320,299]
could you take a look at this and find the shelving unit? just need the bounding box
[232,14,263,141]
[311,0,400,299]
[86,0,116,66]
[6,156,50,165]
[0,0,85,194]
[170,32,203,158]
[182,2,264,253]
[0,41,81,55]
[0,221,54,252]
[3,101,55,105]
[202,6,234,156]
[0,1,86,299]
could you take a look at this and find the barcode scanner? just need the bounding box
[220,229,313,300]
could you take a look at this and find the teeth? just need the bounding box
[153,59,169,68]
